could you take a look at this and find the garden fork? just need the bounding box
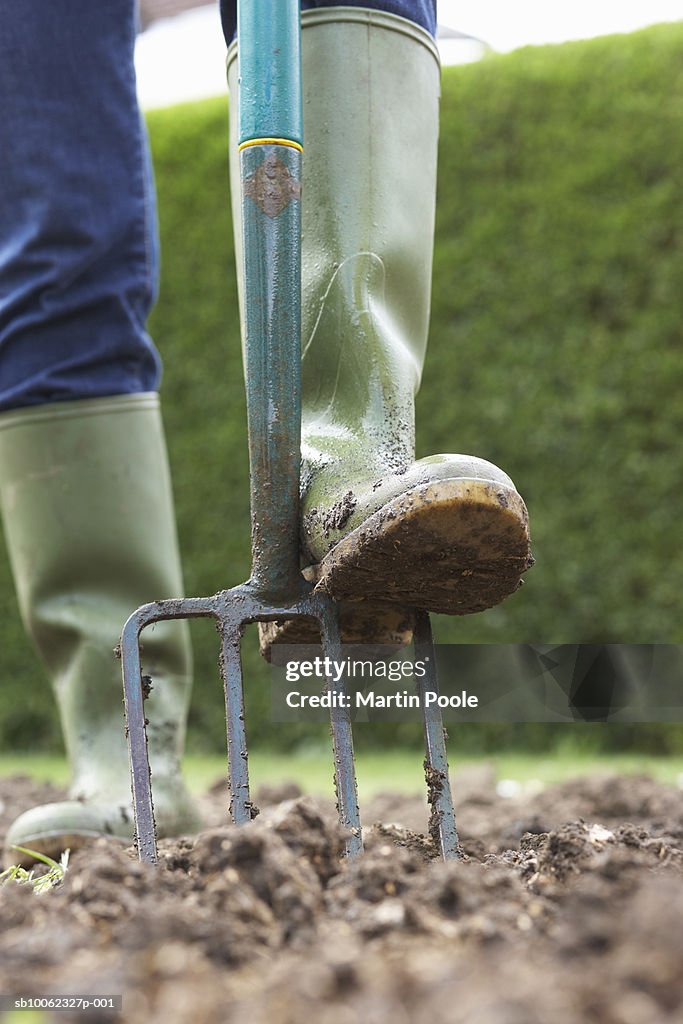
[120,0,459,864]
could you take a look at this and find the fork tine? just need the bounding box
[218,620,255,824]
[318,599,363,856]
[121,609,158,865]
[121,596,219,863]
[414,611,460,860]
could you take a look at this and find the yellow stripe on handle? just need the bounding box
[238,137,304,153]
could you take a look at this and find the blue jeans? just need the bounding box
[0,2,436,412]
[220,2,436,42]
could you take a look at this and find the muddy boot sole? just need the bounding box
[314,479,533,615]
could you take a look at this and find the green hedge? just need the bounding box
[2,23,682,754]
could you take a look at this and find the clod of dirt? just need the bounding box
[255,781,304,807]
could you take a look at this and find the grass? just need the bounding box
[3,1015,49,1024]
[1,750,681,801]
[0,848,69,895]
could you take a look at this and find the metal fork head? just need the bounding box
[120,582,362,864]
[121,587,460,866]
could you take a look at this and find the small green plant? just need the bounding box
[0,847,69,895]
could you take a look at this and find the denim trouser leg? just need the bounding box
[219,1,437,44]
[0,0,162,412]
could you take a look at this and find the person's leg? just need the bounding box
[219,0,436,42]
[0,1,200,862]
[0,0,160,409]
[226,5,532,655]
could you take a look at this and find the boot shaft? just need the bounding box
[0,393,192,798]
[227,10,441,476]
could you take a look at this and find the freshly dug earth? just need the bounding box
[1,770,682,1024]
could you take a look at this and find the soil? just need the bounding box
[1,768,682,1024]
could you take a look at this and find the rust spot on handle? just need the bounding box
[243,152,302,218]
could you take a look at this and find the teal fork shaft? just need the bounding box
[238,1,303,148]
[238,1,304,601]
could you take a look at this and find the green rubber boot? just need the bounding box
[0,394,202,864]
[228,10,532,655]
